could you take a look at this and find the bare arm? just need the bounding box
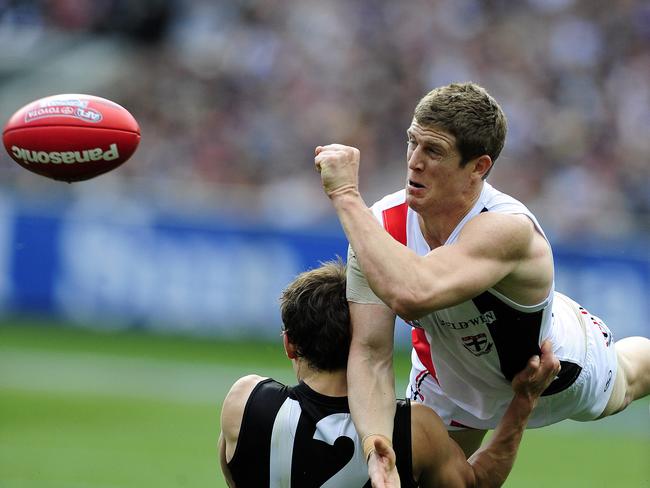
[412,341,560,488]
[348,301,401,487]
[218,375,265,487]
[468,340,560,487]
[335,194,531,320]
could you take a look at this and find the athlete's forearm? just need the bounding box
[347,302,397,457]
[468,394,535,487]
[347,336,397,458]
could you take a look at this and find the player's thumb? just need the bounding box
[525,354,541,376]
[539,339,560,375]
[374,438,396,469]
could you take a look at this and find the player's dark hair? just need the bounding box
[280,259,350,372]
[414,81,507,178]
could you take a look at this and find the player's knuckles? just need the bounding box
[320,152,351,166]
[315,153,338,167]
[321,143,349,153]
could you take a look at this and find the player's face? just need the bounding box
[405,120,473,213]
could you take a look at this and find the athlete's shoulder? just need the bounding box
[225,374,268,405]
[461,211,538,260]
[221,375,268,436]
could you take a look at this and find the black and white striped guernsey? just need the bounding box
[228,379,417,488]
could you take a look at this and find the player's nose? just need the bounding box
[407,149,425,171]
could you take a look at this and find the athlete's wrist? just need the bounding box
[330,187,362,206]
[362,433,392,462]
[509,392,538,417]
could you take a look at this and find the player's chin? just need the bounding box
[405,189,426,211]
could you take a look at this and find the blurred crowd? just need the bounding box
[1,0,649,239]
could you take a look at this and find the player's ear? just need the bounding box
[283,331,298,359]
[472,155,493,179]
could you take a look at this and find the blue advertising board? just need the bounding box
[0,198,647,342]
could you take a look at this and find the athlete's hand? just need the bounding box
[367,436,401,488]
[511,340,561,404]
[314,144,360,200]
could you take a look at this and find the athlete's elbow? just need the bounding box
[394,306,426,323]
[389,292,427,322]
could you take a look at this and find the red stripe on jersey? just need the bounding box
[412,328,437,382]
[381,202,408,245]
[381,202,438,383]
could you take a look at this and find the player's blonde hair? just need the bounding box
[414,82,507,177]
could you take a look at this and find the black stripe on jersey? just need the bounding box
[229,380,418,488]
[473,290,543,382]
[541,360,582,396]
[473,292,582,395]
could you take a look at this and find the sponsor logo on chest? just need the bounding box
[440,310,496,330]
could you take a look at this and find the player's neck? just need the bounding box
[296,362,348,397]
[418,184,483,248]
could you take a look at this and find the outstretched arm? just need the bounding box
[348,301,401,487]
[412,341,560,487]
[468,340,560,486]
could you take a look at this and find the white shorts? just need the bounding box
[406,296,619,430]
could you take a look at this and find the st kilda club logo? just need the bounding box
[462,333,493,356]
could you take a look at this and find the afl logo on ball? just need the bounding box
[24,106,103,123]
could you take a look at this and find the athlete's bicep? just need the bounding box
[346,245,386,305]
[404,213,534,317]
[349,301,396,351]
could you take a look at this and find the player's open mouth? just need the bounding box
[409,180,425,189]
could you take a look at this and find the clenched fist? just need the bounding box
[314,144,361,199]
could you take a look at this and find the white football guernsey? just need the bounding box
[347,183,598,423]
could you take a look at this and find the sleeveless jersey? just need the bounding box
[228,379,417,488]
[369,183,586,420]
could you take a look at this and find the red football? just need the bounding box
[2,94,140,182]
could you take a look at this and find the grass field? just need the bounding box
[1,321,648,487]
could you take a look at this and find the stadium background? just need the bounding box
[0,1,648,487]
